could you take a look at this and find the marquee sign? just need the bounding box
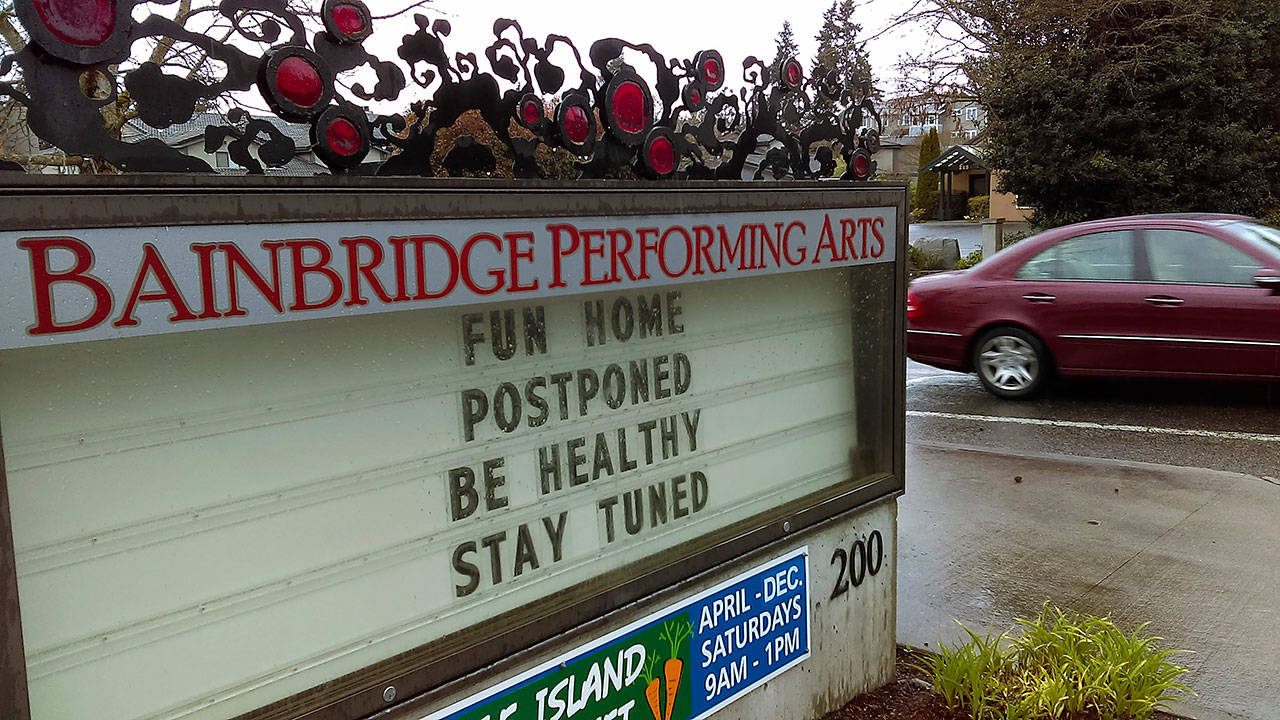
[0,3,907,719]
[0,182,906,720]
[0,207,894,349]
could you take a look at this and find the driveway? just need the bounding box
[900,363,1280,720]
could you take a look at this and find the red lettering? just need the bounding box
[340,236,393,307]
[406,235,459,300]
[871,217,886,258]
[858,218,874,258]
[607,229,641,282]
[547,224,580,289]
[782,222,807,265]
[839,219,859,260]
[812,214,840,264]
[658,226,693,278]
[461,233,504,295]
[692,226,719,275]
[190,243,222,319]
[114,244,198,328]
[506,232,539,292]
[221,241,285,316]
[637,228,660,280]
[20,237,113,335]
[285,239,343,311]
[388,236,412,301]
[717,225,750,270]
[762,224,783,266]
[581,229,612,286]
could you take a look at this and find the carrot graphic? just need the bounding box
[644,677,663,720]
[657,618,692,720]
[662,658,682,720]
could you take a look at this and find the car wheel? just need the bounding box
[972,327,1049,399]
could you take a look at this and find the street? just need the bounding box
[900,360,1280,720]
[907,360,1280,479]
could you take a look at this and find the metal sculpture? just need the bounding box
[0,0,881,180]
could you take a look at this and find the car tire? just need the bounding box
[971,327,1050,399]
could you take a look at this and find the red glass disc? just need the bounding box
[703,58,720,85]
[521,99,542,126]
[786,61,802,86]
[612,81,647,134]
[647,135,674,175]
[690,88,702,105]
[34,0,115,47]
[325,117,362,157]
[853,153,871,177]
[563,105,590,144]
[332,4,365,36]
[276,56,323,108]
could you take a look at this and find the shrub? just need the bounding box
[955,248,983,270]
[910,207,928,224]
[918,604,1192,720]
[967,195,991,222]
[1003,229,1032,246]
[908,243,939,270]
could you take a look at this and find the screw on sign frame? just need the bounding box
[2,0,882,180]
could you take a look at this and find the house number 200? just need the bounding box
[829,529,884,600]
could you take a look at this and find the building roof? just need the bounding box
[919,144,985,174]
[125,111,314,149]
[124,111,330,176]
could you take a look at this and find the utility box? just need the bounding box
[0,179,906,720]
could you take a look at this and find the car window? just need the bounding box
[1015,230,1134,281]
[1226,222,1280,261]
[1144,229,1261,285]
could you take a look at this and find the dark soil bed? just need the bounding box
[818,646,1184,720]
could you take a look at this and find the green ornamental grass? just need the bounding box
[919,604,1192,720]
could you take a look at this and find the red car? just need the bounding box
[907,214,1280,398]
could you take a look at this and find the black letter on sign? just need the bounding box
[462,313,485,366]
[673,353,692,395]
[491,309,517,360]
[513,523,539,577]
[453,542,480,597]
[483,458,509,510]
[494,382,521,433]
[448,466,479,521]
[461,389,488,442]
[691,471,709,512]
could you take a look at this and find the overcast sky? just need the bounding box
[410,0,922,92]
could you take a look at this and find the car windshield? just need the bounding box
[1226,222,1280,260]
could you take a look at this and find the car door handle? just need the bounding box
[1022,293,1056,303]
[1145,296,1185,306]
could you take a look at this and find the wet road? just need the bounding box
[900,361,1280,720]
[906,360,1280,479]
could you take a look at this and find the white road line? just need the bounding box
[907,410,1280,443]
[907,375,950,386]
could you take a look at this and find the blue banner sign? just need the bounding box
[423,548,810,720]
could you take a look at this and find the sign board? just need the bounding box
[0,181,906,720]
[0,208,892,349]
[426,549,809,720]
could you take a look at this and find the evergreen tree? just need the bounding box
[964,0,1280,226]
[772,20,799,68]
[915,128,941,219]
[809,0,874,124]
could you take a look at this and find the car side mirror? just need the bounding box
[1255,269,1280,291]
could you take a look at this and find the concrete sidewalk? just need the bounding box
[898,442,1280,720]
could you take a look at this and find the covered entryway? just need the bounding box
[919,144,989,220]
